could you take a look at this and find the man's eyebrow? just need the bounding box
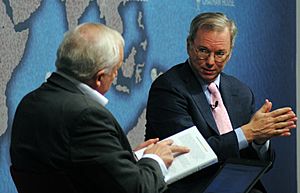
[197,46,226,52]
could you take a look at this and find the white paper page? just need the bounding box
[134,126,218,184]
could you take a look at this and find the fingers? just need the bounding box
[259,99,272,113]
[269,107,293,118]
[144,138,159,146]
[264,99,272,113]
[248,100,297,142]
[268,119,296,136]
[159,139,174,146]
[144,138,190,168]
[133,138,160,151]
[276,118,296,127]
[279,132,291,137]
[170,145,190,154]
[283,124,297,130]
[265,107,297,131]
[271,110,297,132]
[159,140,190,154]
[288,116,298,122]
[270,123,296,138]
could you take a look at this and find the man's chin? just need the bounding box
[200,74,217,83]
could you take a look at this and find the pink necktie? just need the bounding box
[208,83,233,135]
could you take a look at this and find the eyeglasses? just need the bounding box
[192,46,230,63]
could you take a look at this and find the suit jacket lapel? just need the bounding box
[182,62,219,134]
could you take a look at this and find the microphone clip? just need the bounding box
[210,101,218,109]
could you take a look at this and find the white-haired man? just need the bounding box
[10,23,189,193]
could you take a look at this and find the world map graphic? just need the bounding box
[0,0,297,192]
[2,0,236,146]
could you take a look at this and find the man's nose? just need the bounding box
[206,53,215,65]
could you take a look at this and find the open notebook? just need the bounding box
[202,158,272,193]
[135,126,218,184]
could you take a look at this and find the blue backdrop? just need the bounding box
[0,0,296,192]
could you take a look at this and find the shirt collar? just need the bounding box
[56,71,109,106]
[187,59,221,91]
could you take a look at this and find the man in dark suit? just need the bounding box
[10,23,189,193]
[145,12,297,193]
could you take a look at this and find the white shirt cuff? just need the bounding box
[235,127,249,150]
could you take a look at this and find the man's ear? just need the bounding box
[94,69,106,88]
[186,39,192,56]
[227,50,232,61]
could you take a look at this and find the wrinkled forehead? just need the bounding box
[195,27,230,42]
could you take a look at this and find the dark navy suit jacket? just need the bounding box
[145,61,273,193]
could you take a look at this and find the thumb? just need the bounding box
[259,99,272,113]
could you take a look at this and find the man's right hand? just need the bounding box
[144,139,190,168]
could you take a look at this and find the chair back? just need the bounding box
[10,166,78,193]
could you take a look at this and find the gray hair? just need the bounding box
[55,23,124,82]
[187,12,237,48]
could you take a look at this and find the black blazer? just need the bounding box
[145,61,273,193]
[10,72,167,193]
